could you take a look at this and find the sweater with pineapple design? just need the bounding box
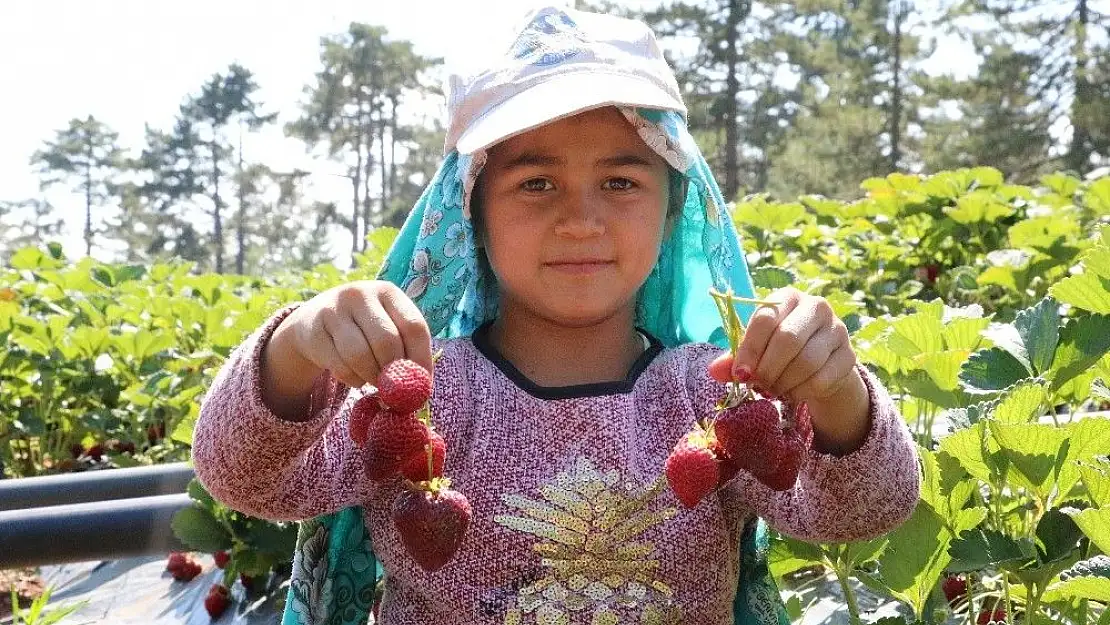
[192,304,920,625]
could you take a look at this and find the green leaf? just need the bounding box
[942,316,991,352]
[734,198,807,232]
[751,266,796,290]
[945,191,1016,223]
[171,505,232,552]
[991,380,1048,424]
[1092,378,1110,402]
[1079,460,1110,507]
[989,422,1070,499]
[889,311,945,358]
[1066,418,1110,463]
[977,266,1019,292]
[876,503,986,619]
[1085,177,1110,214]
[939,423,995,484]
[187,478,216,508]
[1068,507,1110,555]
[1051,273,1110,314]
[768,535,825,578]
[915,350,970,391]
[948,527,1036,572]
[1014,298,1060,375]
[1035,508,1084,563]
[1043,576,1110,604]
[1042,172,1082,197]
[1049,314,1110,390]
[960,347,1033,393]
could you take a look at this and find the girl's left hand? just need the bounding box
[709,287,872,454]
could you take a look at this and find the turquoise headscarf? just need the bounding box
[279,107,790,625]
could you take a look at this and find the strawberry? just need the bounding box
[377,359,433,414]
[392,479,472,572]
[713,398,781,473]
[977,608,1006,625]
[365,411,431,481]
[173,561,202,582]
[942,574,967,605]
[86,443,104,461]
[713,397,811,491]
[398,430,446,482]
[166,552,188,573]
[213,550,230,569]
[665,431,721,508]
[239,574,256,593]
[349,393,381,446]
[711,440,742,487]
[204,584,231,619]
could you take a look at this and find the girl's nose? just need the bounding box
[553,189,605,238]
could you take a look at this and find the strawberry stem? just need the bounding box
[707,289,782,307]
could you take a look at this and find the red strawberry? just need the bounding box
[942,574,967,605]
[239,574,255,593]
[977,608,1006,625]
[204,584,231,619]
[392,480,472,572]
[349,393,381,446]
[377,360,432,414]
[665,431,721,508]
[173,561,202,581]
[711,440,742,487]
[398,430,446,482]
[86,443,104,461]
[213,550,230,569]
[166,552,187,573]
[365,411,431,481]
[760,436,806,491]
[713,398,781,473]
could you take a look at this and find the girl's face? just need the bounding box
[476,106,671,329]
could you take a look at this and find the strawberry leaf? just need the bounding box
[959,347,1033,394]
[751,266,795,290]
[1048,314,1110,391]
[1066,418,1110,463]
[988,422,1070,500]
[991,379,1049,424]
[1035,507,1083,564]
[1013,298,1060,375]
[1065,507,1110,557]
[947,527,1036,573]
[875,502,986,620]
[171,504,233,552]
[1078,460,1110,507]
[1043,573,1110,604]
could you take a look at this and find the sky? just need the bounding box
[0,0,963,266]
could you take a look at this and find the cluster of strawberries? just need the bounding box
[665,289,816,508]
[348,359,472,572]
[164,552,231,619]
[665,385,814,507]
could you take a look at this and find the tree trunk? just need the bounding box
[84,140,93,257]
[235,121,247,275]
[889,0,904,173]
[380,107,389,219]
[361,109,374,254]
[211,142,223,273]
[389,95,398,205]
[351,121,364,265]
[723,0,744,200]
[1066,0,1091,173]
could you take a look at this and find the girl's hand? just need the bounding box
[709,287,872,454]
[277,280,433,389]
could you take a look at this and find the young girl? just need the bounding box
[192,6,920,624]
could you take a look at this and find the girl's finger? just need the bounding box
[326,314,382,387]
[353,296,406,381]
[754,296,831,389]
[303,327,369,389]
[379,284,433,374]
[773,323,843,397]
[732,288,801,379]
[788,343,859,403]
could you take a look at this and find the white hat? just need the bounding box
[444,5,687,155]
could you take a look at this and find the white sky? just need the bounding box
[0,0,969,265]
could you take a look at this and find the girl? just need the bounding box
[192,6,920,624]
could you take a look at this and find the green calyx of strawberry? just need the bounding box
[412,476,453,497]
[708,287,779,407]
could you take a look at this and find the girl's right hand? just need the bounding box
[279,280,432,389]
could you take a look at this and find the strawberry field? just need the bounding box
[2,168,1110,624]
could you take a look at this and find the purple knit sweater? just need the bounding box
[192,304,920,624]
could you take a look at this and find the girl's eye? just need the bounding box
[605,177,636,191]
[521,178,553,192]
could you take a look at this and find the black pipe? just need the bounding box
[0,494,194,568]
[0,463,194,512]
